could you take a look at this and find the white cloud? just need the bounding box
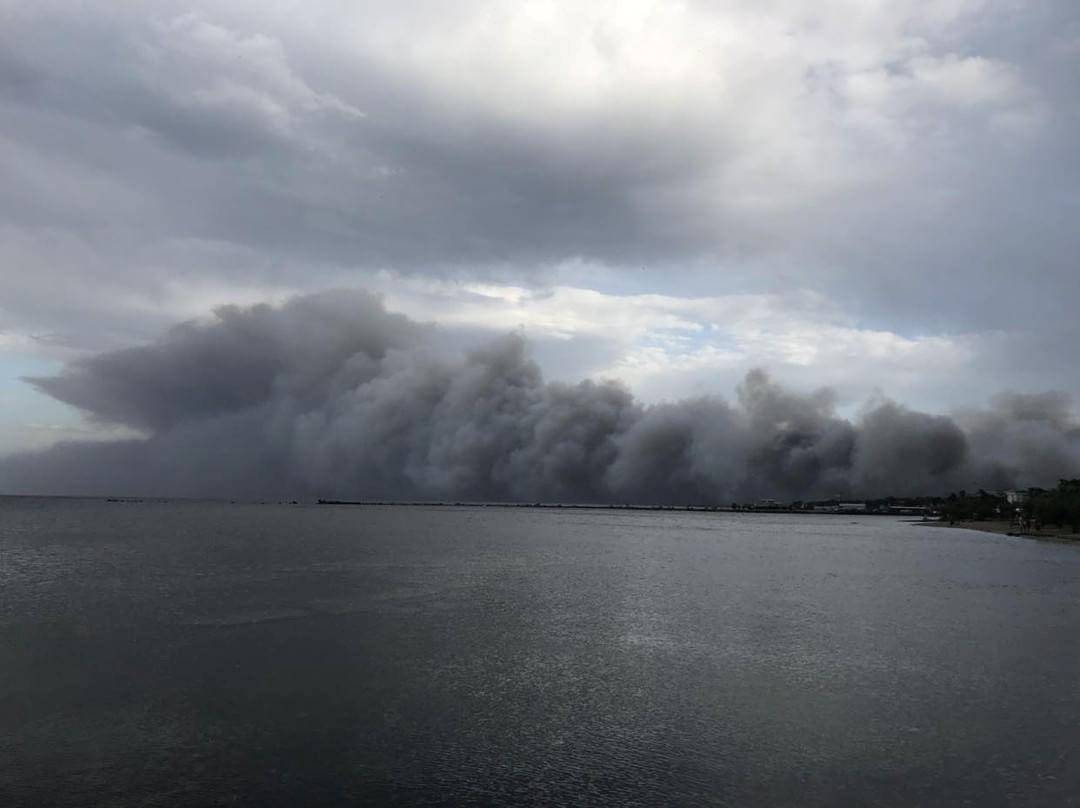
[364,276,977,407]
[151,13,364,128]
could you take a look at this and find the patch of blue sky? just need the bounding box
[0,355,85,454]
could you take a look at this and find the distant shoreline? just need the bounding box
[0,493,937,517]
[931,519,1079,543]
[8,494,1079,543]
[314,499,928,517]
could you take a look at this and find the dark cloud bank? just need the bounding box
[3,291,1078,502]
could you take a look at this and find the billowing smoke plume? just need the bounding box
[3,291,1079,502]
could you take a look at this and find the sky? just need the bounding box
[0,1,1078,497]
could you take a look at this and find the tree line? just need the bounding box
[939,479,1080,534]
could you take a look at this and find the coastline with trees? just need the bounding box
[937,479,1080,541]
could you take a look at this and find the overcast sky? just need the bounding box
[1,0,1078,456]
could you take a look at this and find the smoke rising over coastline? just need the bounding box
[3,291,1078,502]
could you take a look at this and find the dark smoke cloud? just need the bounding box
[2,292,1078,502]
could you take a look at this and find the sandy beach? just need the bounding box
[931,519,1079,543]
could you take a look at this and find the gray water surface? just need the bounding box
[2,498,1079,805]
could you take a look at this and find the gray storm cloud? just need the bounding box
[3,291,1078,502]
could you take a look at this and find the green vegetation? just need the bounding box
[1028,479,1080,534]
[938,480,1080,534]
[939,489,1006,523]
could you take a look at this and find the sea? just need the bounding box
[2,497,1079,806]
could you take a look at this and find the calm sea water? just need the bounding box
[2,498,1079,806]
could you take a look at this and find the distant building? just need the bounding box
[837,502,867,513]
[1003,490,1029,505]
